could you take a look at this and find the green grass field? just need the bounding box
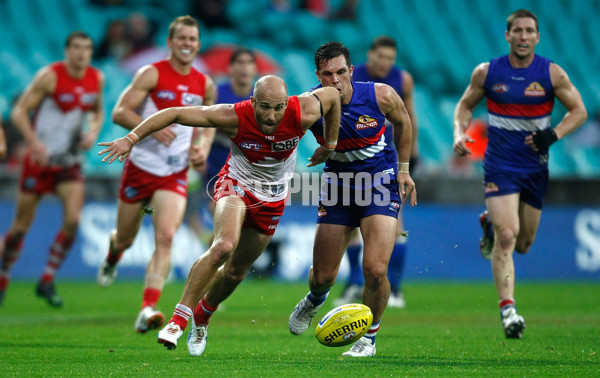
[1,280,599,376]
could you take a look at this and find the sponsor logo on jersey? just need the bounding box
[156,90,176,101]
[271,216,281,222]
[355,115,378,130]
[485,182,499,193]
[268,224,278,230]
[262,183,285,196]
[524,82,546,97]
[58,93,75,103]
[233,185,246,196]
[182,93,203,106]
[240,142,262,151]
[492,83,509,93]
[264,135,276,141]
[389,201,400,212]
[271,136,299,152]
[80,93,98,105]
[177,84,189,91]
[511,76,525,81]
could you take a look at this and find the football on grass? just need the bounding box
[315,303,373,347]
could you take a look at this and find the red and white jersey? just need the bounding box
[129,60,207,176]
[220,97,304,202]
[33,62,100,167]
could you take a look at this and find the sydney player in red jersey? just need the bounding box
[98,75,341,356]
[453,9,586,338]
[96,15,216,333]
[0,31,104,307]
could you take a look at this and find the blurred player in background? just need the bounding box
[97,75,341,357]
[453,9,586,338]
[0,31,104,307]
[289,42,416,357]
[336,35,419,309]
[96,15,215,333]
[0,116,6,160]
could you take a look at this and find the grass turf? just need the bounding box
[0,280,599,376]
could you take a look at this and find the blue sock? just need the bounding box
[346,244,364,286]
[307,289,330,306]
[364,321,380,344]
[387,241,407,294]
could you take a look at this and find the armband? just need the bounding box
[325,140,337,151]
[124,136,136,146]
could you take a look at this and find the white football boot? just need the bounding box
[97,257,118,287]
[387,291,406,309]
[135,306,165,333]
[342,336,376,357]
[289,294,323,335]
[187,318,209,357]
[157,322,184,350]
[333,284,363,307]
[501,306,526,339]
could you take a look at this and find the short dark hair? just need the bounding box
[369,36,397,51]
[65,31,92,48]
[314,41,351,71]
[230,47,255,65]
[168,15,200,39]
[507,9,538,32]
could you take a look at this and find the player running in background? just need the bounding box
[96,15,216,333]
[0,31,104,307]
[98,75,341,357]
[453,9,586,338]
[289,42,417,357]
[336,35,419,309]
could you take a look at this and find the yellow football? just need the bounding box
[315,303,373,347]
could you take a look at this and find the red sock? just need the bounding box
[41,231,74,283]
[171,303,193,330]
[499,299,515,309]
[0,274,9,291]
[141,288,162,308]
[106,238,124,266]
[193,297,218,325]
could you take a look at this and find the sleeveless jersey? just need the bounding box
[353,64,404,148]
[129,60,207,176]
[33,62,100,167]
[220,96,304,202]
[213,82,254,148]
[310,82,397,180]
[484,54,554,173]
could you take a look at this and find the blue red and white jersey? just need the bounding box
[219,96,304,202]
[33,62,101,167]
[310,81,397,182]
[484,54,554,172]
[353,64,404,150]
[129,60,207,176]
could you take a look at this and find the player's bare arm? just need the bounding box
[401,70,419,158]
[80,72,106,150]
[10,67,57,166]
[190,75,218,170]
[453,63,488,156]
[375,82,417,206]
[99,104,239,164]
[524,63,587,153]
[299,86,341,167]
[0,119,6,160]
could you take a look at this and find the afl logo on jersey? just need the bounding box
[157,90,176,101]
[271,136,299,152]
[182,93,203,106]
[524,82,546,97]
[58,93,75,103]
[492,83,509,93]
[240,142,262,151]
[355,115,379,130]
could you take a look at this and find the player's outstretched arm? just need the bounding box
[453,63,488,157]
[300,86,341,167]
[98,104,238,164]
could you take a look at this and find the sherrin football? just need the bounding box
[315,303,373,347]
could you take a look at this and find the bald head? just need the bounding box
[251,75,289,135]
[254,75,288,101]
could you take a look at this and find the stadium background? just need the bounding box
[0,0,599,282]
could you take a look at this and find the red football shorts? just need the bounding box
[119,159,188,203]
[19,154,83,194]
[213,176,285,235]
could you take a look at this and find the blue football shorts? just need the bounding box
[483,169,549,209]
